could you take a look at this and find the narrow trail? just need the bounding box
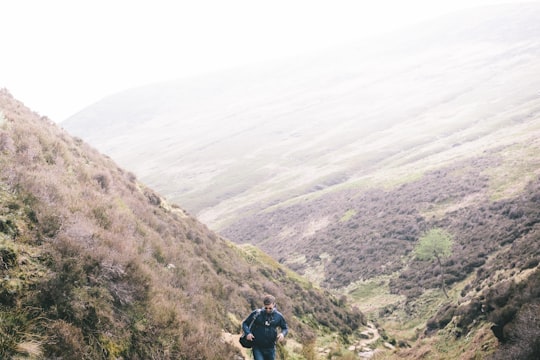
[223,322,387,359]
[353,321,385,359]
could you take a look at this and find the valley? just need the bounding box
[52,3,540,359]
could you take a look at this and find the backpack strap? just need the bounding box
[247,309,261,331]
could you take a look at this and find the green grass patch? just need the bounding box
[485,140,540,201]
[234,243,313,288]
[346,276,404,317]
[340,209,357,222]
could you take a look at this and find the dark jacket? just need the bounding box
[242,308,288,349]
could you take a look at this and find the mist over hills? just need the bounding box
[58,3,540,359]
[63,3,540,229]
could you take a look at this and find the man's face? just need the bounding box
[264,303,274,313]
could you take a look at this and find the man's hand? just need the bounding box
[277,333,284,342]
[246,333,255,341]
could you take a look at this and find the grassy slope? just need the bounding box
[0,90,369,359]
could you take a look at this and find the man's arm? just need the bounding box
[243,310,260,341]
[242,312,254,334]
[278,315,288,339]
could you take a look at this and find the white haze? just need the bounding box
[0,0,523,122]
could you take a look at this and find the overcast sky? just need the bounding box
[0,0,531,122]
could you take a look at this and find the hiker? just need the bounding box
[242,294,288,360]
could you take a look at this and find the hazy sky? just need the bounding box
[0,0,529,121]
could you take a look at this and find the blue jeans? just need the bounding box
[252,346,275,360]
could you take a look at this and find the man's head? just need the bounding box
[263,294,275,313]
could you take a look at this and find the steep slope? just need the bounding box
[0,90,365,359]
[62,3,540,232]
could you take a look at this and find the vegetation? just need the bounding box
[413,228,454,298]
[221,147,540,359]
[0,89,365,359]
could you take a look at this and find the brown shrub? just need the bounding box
[490,303,540,360]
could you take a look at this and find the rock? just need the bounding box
[359,331,372,339]
[358,350,375,358]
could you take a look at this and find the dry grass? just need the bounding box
[0,89,369,359]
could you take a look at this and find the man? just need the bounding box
[242,294,288,360]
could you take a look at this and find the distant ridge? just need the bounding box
[62,3,540,228]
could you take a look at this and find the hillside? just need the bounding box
[58,3,540,359]
[0,90,366,359]
[62,3,540,231]
[226,142,540,359]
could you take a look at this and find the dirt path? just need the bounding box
[354,321,384,358]
[222,331,249,359]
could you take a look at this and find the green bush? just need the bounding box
[0,307,45,359]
